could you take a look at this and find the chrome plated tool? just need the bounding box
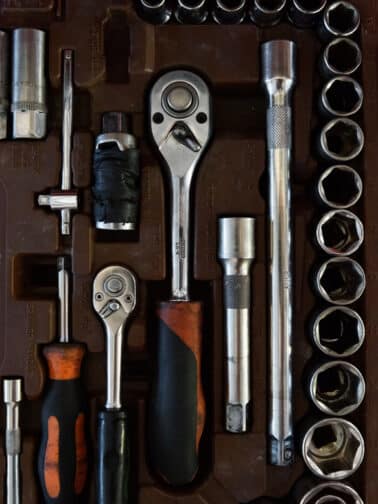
[321,38,362,78]
[319,1,360,40]
[315,209,364,256]
[320,76,363,117]
[317,165,363,209]
[250,0,286,26]
[93,265,137,504]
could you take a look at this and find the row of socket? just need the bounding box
[137,0,361,31]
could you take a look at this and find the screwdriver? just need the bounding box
[148,70,212,486]
[38,256,88,503]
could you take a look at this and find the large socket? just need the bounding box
[321,38,362,78]
[292,480,364,504]
[317,165,363,209]
[320,77,363,118]
[319,118,364,162]
[315,209,364,256]
[302,418,365,480]
[319,1,361,40]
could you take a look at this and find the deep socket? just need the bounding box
[312,306,365,358]
[292,479,364,504]
[317,165,363,209]
[249,0,287,27]
[319,118,364,162]
[315,209,364,256]
[320,1,360,40]
[320,77,363,117]
[288,0,327,28]
[308,360,365,416]
[212,0,246,24]
[315,257,366,305]
[138,0,172,23]
[0,31,9,139]
[302,418,365,480]
[12,28,47,139]
[218,217,256,433]
[175,0,208,23]
[321,38,362,78]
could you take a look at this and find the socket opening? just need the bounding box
[217,0,245,11]
[179,0,205,8]
[316,210,364,255]
[317,258,366,304]
[294,0,326,13]
[326,2,360,36]
[322,78,363,116]
[319,166,362,208]
[325,39,362,75]
[299,482,363,504]
[322,119,364,161]
[256,0,286,11]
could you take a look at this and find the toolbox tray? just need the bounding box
[0,1,376,502]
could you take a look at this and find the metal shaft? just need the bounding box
[261,40,296,466]
[62,51,73,192]
[218,217,256,433]
[58,256,70,343]
[0,31,9,139]
[3,378,22,504]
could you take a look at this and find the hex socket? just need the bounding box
[175,0,208,23]
[319,1,360,40]
[320,77,363,118]
[319,118,364,162]
[302,418,365,480]
[288,0,327,28]
[292,479,364,504]
[138,0,172,23]
[312,306,365,357]
[0,31,9,139]
[308,360,365,416]
[315,257,366,305]
[317,165,363,209]
[321,38,362,78]
[212,0,246,23]
[249,0,287,27]
[315,210,364,256]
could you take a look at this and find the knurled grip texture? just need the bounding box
[6,430,21,454]
[224,276,250,309]
[267,106,292,149]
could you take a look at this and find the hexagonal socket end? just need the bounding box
[318,165,363,209]
[12,109,47,139]
[316,210,364,256]
[3,378,22,404]
[320,77,363,117]
[323,1,361,38]
[322,38,362,77]
[319,118,364,162]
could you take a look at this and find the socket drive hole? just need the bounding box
[328,3,360,35]
[321,168,362,207]
[319,260,365,303]
[153,112,164,124]
[324,121,362,159]
[327,40,361,74]
[320,213,362,255]
[318,310,362,355]
[324,79,362,115]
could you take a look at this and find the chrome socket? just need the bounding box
[12,28,47,139]
[319,118,364,162]
[175,0,208,23]
[318,165,363,209]
[320,77,363,118]
[321,38,362,78]
[312,306,365,358]
[315,257,366,305]
[315,210,364,256]
[138,0,172,23]
[249,0,287,27]
[308,360,365,416]
[0,31,9,139]
[213,0,246,23]
[302,418,365,480]
[320,1,361,40]
[288,0,327,28]
[292,479,364,504]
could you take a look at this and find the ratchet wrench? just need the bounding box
[93,266,136,504]
[148,70,212,485]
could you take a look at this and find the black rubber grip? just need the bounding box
[93,146,140,227]
[97,409,129,504]
[224,275,250,309]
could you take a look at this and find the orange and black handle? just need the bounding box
[149,301,205,486]
[38,343,88,504]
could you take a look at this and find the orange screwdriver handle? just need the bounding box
[38,343,88,504]
[149,301,205,486]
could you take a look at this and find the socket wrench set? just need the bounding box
[0,0,375,503]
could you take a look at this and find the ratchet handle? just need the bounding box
[97,409,129,504]
[149,301,205,486]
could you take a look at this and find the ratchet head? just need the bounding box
[150,70,212,180]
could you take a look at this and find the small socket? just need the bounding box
[249,0,287,27]
[321,38,362,78]
[316,210,364,256]
[138,0,172,24]
[309,361,365,416]
[288,0,327,28]
[292,480,364,504]
[319,118,364,162]
[318,165,363,209]
[315,257,366,305]
[212,0,246,23]
[302,418,365,480]
[312,306,365,357]
[175,0,208,23]
[320,77,363,117]
[320,1,361,39]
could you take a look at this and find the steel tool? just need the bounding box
[317,165,363,209]
[320,76,363,117]
[175,0,208,23]
[320,1,360,40]
[218,217,256,433]
[148,70,211,485]
[261,39,296,466]
[315,209,364,256]
[38,50,78,236]
[302,418,365,480]
[38,257,88,504]
[92,112,140,231]
[0,31,9,139]
[311,306,365,358]
[292,479,364,504]
[321,38,362,78]
[249,0,287,26]
[137,0,172,23]
[3,378,22,504]
[93,265,136,504]
[12,28,47,139]
[288,0,327,28]
[212,0,246,24]
[319,118,364,162]
[315,257,366,305]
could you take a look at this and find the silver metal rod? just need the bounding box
[0,31,9,139]
[58,256,70,343]
[62,50,73,192]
